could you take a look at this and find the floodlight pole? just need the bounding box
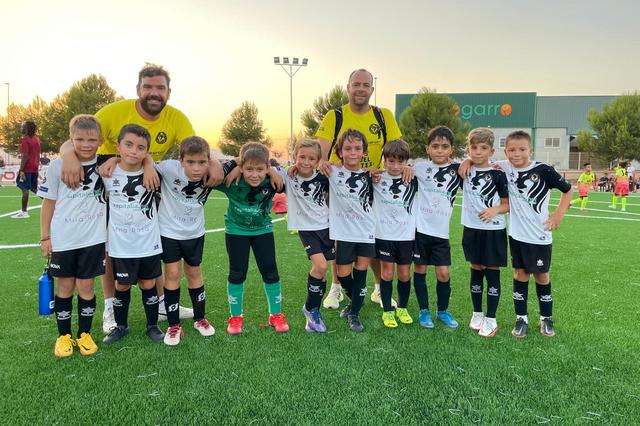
[374,76,377,106]
[273,57,308,150]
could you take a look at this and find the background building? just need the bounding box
[395,92,616,170]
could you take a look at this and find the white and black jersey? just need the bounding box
[373,172,418,241]
[37,158,107,252]
[103,165,162,258]
[461,166,509,230]
[497,160,572,245]
[328,165,375,243]
[414,161,463,239]
[156,160,213,240]
[283,170,330,231]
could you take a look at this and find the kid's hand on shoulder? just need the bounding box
[225,166,242,187]
[402,165,414,183]
[61,151,84,190]
[287,164,299,177]
[369,168,382,184]
[268,167,284,191]
[458,159,473,178]
[98,157,119,178]
[318,159,336,177]
[142,164,160,191]
[204,159,225,187]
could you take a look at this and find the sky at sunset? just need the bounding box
[2,0,639,154]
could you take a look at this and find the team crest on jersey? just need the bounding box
[369,123,380,136]
[156,132,168,144]
[122,175,160,219]
[389,177,418,214]
[515,169,548,214]
[434,166,461,207]
[345,172,373,212]
[470,171,498,208]
[300,174,328,207]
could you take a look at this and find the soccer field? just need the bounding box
[0,186,638,424]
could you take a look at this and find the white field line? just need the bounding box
[0,204,43,218]
[0,217,287,250]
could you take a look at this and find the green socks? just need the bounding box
[581,197,588,209]
[621,197,627,210]
[263,282,283,315]
[612,196,618,207]
[227,281,244,316]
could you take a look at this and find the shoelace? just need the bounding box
[310,309,322,324]
[229,317,243,327]
[195,319,210,329]
[167,325,181,338]
[271,314,286,326]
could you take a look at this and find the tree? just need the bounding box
[0,97,49,154]
[300,85,348,137]
[0,74,120,154]
[577,94,640,162]
[398,88,470,158]
[219,101,271,157]
[41,74,121,151]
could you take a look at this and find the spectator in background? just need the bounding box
[11,121,41,219]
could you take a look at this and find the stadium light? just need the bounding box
[273,55,309,152]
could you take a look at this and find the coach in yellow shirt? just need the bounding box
[315,69,402,170]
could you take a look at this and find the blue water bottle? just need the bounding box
[38,260,54,316]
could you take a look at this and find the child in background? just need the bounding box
[609,161,629,211]
[328,129,375,332]
[413,126,463,329]
[38,115,106,357]
[216,143,289,335]
[283,139,332,332]
[372,139,418,328]
[459,128,509,337]
[575,163,596,211]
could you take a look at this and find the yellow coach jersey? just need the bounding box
[96,99,195,161]
[315,105,402,170]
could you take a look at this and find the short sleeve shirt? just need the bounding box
[498,160,572,245]
[328,165,375,243]
[461,166,508,230]
[414,161,462,239]
[283,171,330,231]
[372,172,418,241]
[316,105,402,170]
[37,158,107,251]
[103,165,162,258]
[20,135,41,172]
[156,160,213,240]
[96,99,195,161]
[216,178,277,236]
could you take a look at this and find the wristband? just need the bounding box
[40,237,50,242]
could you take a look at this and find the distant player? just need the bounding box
[575,163,597,211]
[609,161,629,211]
[38,115,106,357]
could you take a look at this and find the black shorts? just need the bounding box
[375,239,414,265]
[50,242,105,279]
[462,227,507,267]
[161,235,205,266]
[111,254,162,285]
[335,240,376,265]
[413,232,451,266]
[298,229,335,260]
[17,172,38,193]
[509,237,552,274]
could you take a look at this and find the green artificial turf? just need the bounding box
[0,186,639,424]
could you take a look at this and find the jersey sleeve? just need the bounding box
[450,163,464,189]
[315,110,337,141]
[542,165,572,193]
[381,108,402,140]
[37,160,60,200]
[222,159,237,177]
[494,170,509,198]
